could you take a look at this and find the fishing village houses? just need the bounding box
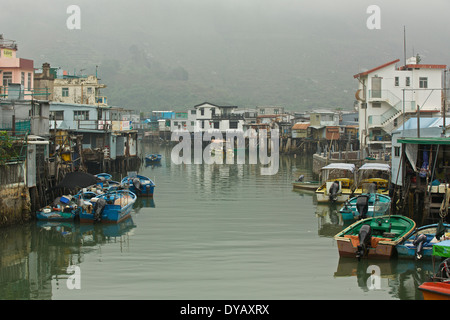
[1,33,449,227]
[0,35,140,225]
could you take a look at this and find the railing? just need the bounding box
[0,87,51,99]
[368,100,416,128]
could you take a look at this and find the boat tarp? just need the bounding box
[359,163,390,171]
[55,172,99,190]
[433,240,450,258]
[321,163,356,173]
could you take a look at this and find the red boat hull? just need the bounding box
[419,282,450,300]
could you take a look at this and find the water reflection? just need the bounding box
[334,257,435,299]
[0,219,136,300]
[315,202,345,238]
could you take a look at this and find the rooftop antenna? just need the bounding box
[403,26,406,66]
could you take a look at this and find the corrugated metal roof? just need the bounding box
[292,122,310,130]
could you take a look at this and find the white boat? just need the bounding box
[315,163,356,203]
[353,163,390,196]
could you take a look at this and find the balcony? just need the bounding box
[211,114,244,120]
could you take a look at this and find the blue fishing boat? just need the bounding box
[121,172,155,196]
[79,190,137,223]
[145,154,162,163]
[396,222,450,260]
[95,173,112,181]
[36,195,81,222]
[340,193,391,222]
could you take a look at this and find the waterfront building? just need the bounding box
[354,57,446,154]
[49,102,139,172]
[0,35,34,100]
[193,102,244,133]
[34,63,107,106]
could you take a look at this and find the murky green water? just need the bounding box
[0,144,435,300]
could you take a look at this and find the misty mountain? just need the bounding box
[2,0,449,113]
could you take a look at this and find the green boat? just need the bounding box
[334,215,416,260]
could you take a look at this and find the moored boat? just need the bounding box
[339,193,391,222]
[396,223,450,260]
[292,180,321,191]
[419,240,450,300]
[121,173,155,196]
[418,282,450,300]
[315,163,356,203]
[334,215,416,260]
[36,195,81,222]
[79,189,136,223]
[145,154,162,163]
[353,163,391,196]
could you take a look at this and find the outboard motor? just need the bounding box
[132,177,142,191]
[356,195,369,219]
[328,181,340,202]
[356,224,372,260]
[93,198,107,222]
[413,234,428,260]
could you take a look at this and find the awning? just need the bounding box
[359,163,390,171]
[321,163,356,172]
[398,137,450,145]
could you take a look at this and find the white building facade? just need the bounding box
[354,57,446,151]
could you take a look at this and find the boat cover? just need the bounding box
[358,163,390,171]
[433,240,450,258]
[321,163,356,172]
[55,172,99,190]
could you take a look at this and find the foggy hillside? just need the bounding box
[1,0,449,112]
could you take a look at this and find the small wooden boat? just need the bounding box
[79,190,137,223]
[419,240,450,300]
[292,180,321,191]
[339,193,391,222]
[315,163,356,203]
[334,215,416,260]
[396,223,450,260]
[353,163,390,196]
[145,154,162,163]
[36,195,80,222]
[121,173,155,196]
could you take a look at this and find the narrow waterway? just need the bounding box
[0,144,433,300]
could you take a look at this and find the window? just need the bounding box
[21,72,25,86]
[214,121,219,129]
[372,102,382,108]
[190,110,196,115]
[394,146,401,157]
[87,87,92,94]
[62,87,69,97]
[395,77,399,86]
[200,108,204,116]
[74,110,89,121]
[2,72,12,87]
[405,77,410,87]
[50,111,64,120]
[419,77,428,88]
[229,121,238,129]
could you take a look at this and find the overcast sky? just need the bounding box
[1,0,449,109]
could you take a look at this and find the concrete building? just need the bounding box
[354,57,446,152]
[34,63,107,106]
[194,102,244,133]
[0,35,34,100]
